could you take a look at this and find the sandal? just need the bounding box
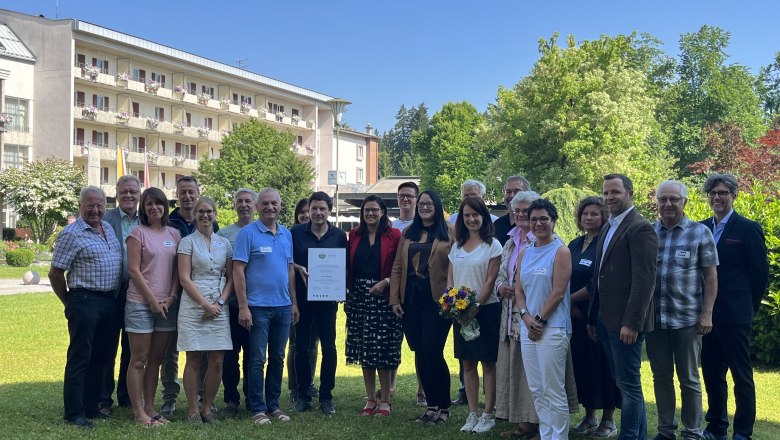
[592,420,617,438]
[200,412,220,424]
[374,400,391,417]
[433,409,450,424]
[361,400,377,416]
[571,415,598,434]
[187,413,203,425]
[150,414,170,424]
[415,407,438,423]
[253,412,271,425]
[136,419,162,428]
[270,409,290,422]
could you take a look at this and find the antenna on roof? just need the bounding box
[236,58,249,70]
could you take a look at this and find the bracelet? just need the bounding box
[384,277,391,286]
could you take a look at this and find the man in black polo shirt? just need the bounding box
[290,192,348,415]
[492,175,530,246]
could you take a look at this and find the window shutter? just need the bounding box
[76,128,85,143]
[104,97,109,111]
[76,91,85,105]
[77,54,85,66]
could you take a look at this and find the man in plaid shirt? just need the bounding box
[646,180,718,440]
[49,186,122,429]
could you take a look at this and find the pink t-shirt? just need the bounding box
[126,225,181,304]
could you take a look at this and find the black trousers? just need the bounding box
[223,302,251,407]
[402,299,452,409]
[702,324,756,437]
[99,286,130,409]
[63,289,116,421]
[295,303,337,403]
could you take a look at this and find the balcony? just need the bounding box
[291,143,315,157]
[156,154,198,170]
[74,105,118,124]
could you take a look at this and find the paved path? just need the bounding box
[0,278,54,295]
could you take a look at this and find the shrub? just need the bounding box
[540,186,595,244]
[6,248,35,267]
[685,182,780,366]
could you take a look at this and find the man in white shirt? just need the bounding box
[448,179,498,224]
[391,182,418,232]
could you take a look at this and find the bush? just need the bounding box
[6,248,35,267]
[541,186,595,244]
[2,228,14,241]
[685,182,780,366]
[45,225,64,251]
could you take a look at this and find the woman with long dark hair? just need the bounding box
[390,190,455,425]
[346,195,402,417]
[449,197,503,434]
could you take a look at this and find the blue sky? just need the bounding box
[4,1,779,133]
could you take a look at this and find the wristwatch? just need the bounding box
[534,314,548,326]
[520,307,529,318]
[216,298,225,306]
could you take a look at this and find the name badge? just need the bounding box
[163,241,175,247]
[456,254,465,260]
[579,258,592,267]
[675,250,690,258]
[534,267,547,275]
[260,246,273,253]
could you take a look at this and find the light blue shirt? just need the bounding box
[233,220,293,308]
[712,209,734,244]
[119,209,140,277]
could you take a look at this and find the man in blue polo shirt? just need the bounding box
[233,187,299,426]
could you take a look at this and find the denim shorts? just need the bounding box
[124,300,177,333]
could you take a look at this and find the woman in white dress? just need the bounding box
[448,197,503,434]
[177,197,234,424]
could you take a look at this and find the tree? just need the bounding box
[0,158,86,243]
[413,101,494,212]
[491,33,673,205]
[659,26,766,172]
[378,103,429,177]
[197,120,315,225]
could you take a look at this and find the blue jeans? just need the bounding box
[247,305,291,414]
[598,319,647,440]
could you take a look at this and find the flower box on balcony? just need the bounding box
[146,151,159,162]
[240,102,253,114]
[82,65,100,81]
[197,127,211,138]
[146,117,160,130]
[116,72,130,86]
[220,98,230,110]
[197,93,211,105]
[0,112,11,132]
[115,111,130,124]
[82,105,99,119]
[173,121,185,132]
[146,81,161,94]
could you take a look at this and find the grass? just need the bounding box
[0,292,779,439]
[0,264,50,280]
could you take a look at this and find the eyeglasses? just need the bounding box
[417,202,434,209]
[657,197,683,205]
[118,190,140,196]
[364,208,382,214]
[512,209,526,215]
[196,209,215,215]
[397,194,416,200]
[708,190,732,198]
[83,204,105,210]
[529,216,551,225]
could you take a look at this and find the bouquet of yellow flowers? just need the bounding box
[439,286,480,341]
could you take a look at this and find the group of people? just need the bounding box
[49,171,768,440]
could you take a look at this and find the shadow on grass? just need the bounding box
[2,374,780,440]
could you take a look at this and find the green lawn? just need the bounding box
[0,264,50,280]
[0,292,778,439]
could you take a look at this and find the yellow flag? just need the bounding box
[116,146,127,178]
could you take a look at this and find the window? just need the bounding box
[75,128,85,145]
[201,85,214,99]
[357,145,364,161]
[132,102,140,117]
[134,169,145,185]
[4,97,29,132]
[356,167,364,184]
[155,107,165,121]
[93,95,110,111]
[268,102,284,114]
[75,91,86,106]
[132,68,146,83]
[204,117,213,130]
[2,145,29,170]
[188,82,197,95]
[185,113,192,127]
[161,172,167,188]
[150,72,166,87]
[232,93,239,105]
[101,167,110,184]
[132,136,146,153]
[92,58,109,74]
[175,143,197,160]
[292,109,300,117]
[76,53,85,67]
[297,135,304,145]
[92,130,109,148]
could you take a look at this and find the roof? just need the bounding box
[341,176,421,210]
[72,20,335,103]
[0,23,36,62]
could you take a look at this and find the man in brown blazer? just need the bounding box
[587,174,658,440]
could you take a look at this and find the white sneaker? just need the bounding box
[472,412,496,433]
[460,411,479,432]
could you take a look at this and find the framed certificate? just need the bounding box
[307,248,346,301]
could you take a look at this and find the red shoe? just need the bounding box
[360,400,377,416]
[374,400,391,417]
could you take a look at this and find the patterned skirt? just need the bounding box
[345,276,403,369]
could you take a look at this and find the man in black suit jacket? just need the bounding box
[699,173,769,440]
[492,175,530,245]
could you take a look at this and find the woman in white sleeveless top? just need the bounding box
[515,198,572,440]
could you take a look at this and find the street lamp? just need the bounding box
[328,98,350,228]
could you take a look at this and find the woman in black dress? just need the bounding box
[568,196,620,437]
[346,195,402,417]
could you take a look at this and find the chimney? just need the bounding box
[365,123,372,135]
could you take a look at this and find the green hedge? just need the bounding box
[6,249,35,267]
[685,183,780,366]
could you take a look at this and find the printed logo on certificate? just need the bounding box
[307,248,346,301]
